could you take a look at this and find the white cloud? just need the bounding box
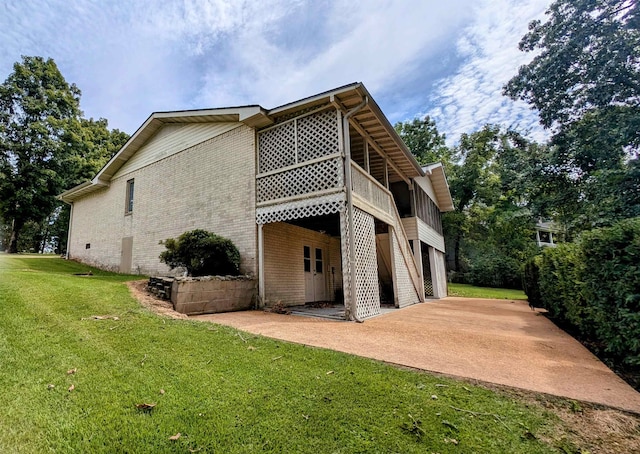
[187,0,476,109]
[426,0,551,144]
[0,0,554,141]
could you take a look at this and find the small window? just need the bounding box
[303,246,311,273]
[125,179,135,214]
[315,248,323,273]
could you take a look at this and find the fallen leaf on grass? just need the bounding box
[68,384,75,392]
[444,437,459,445]
[135,403,156,412]
[431,395,438,400]
[326,370,334,375]
[67,368,77,375]
[159,389,165,395]
[169,433,181,441]
[47,384,55,390]
[247,346,256,351]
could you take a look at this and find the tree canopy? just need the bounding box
[504,0,640,135]
[394,116,453,167]
[504,0,640,232]
[0,56,129,253]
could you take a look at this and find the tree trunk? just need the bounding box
[39,219,51,254]
[453,233,461,272]
[8,219,23,253]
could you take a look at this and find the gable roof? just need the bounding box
[59,84,450,205]
[422,163,455,212]
[60,106,271,202]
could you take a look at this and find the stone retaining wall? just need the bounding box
[148,276,256,315]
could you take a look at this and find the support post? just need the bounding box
[342,96,368,321]
[383,158,389,189]
[257,223,265,307]
[364,141,370,173]
[413,239,425,301]
[388,226,400,308]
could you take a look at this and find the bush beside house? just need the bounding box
[159,229,241,277]
[524,218,640,365]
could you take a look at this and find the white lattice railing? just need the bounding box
[257,155,343,204]
[350,163,391,215]
[350,162,422,302]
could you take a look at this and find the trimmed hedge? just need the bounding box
[159,229,241,277]
[524,218,640,365]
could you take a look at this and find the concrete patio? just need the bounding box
[193,297,640,414]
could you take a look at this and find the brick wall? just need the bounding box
[69,125,257,276]
[263,222,342,306]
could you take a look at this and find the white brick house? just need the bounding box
[60,83,454,320]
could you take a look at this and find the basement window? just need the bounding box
[125,179,135,214]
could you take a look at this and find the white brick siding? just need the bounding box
[69,125,257,276]
[263,222,341,306]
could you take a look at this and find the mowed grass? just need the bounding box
[0,255,566,453]
[448,283,528,300]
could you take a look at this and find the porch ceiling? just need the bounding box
[338,87,422,183]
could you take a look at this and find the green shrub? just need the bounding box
[529,217,640,365]
[468,253,522,289]
[523,255,542,308]
[580,218,640,364]
[537,244,591,335]
[159,229,241,277]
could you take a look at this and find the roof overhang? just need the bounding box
[422,163,454,212]
[59,106,272,203]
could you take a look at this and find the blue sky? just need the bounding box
[0,0,551,145]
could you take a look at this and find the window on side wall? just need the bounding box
[125,179,134,214]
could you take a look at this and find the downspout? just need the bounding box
[341,96,368,322]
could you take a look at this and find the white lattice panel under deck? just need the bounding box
[256,193,345,224]
[392,231,421,308]
[353,208,381,319]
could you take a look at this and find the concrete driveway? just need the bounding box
[193,297,640,414]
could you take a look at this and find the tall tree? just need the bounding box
[504,0,640,230]
[394,116,453,167]
[504,0,639,133]
[49,117,129,253]
[445,126,539,284]
[0,56,82,252]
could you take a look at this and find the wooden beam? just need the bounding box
[347,118,411,185]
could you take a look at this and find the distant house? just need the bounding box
[60,83,454,320]
[535,221,562,247]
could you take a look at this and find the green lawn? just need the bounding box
[448,283,528,300]
[0,255,568,453]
